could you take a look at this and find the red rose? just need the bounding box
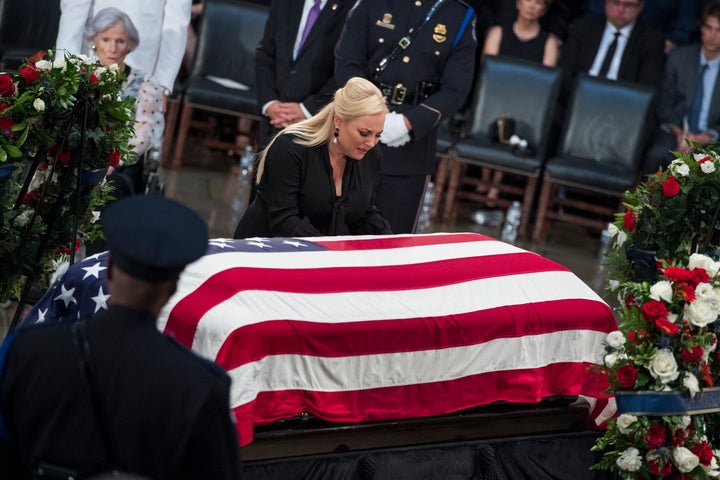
[645,423,666,448]
[22,189,41,207]
[0,74,14,96]
[642,300,669,322]
[662,176,681,197]
[90,74,99,84]
[655,317,679,335]
[0,117,15,131]
[58,150,71,166]
[20,64,40,84]
[109,150,121,167]
[623,210,636,231]
[665,267,691,283]
[690,268,711,286]
[649,458,673,476]
[672,428,687,446]
[0,102,10,112]
[681,345,703,363]
[615,364,639,388]
[692,441,714,466]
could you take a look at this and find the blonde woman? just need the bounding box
[233,77,392,237]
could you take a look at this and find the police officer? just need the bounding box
[0,196,240,479]
[335,0,478,233]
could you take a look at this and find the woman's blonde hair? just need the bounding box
[255,77,388,183]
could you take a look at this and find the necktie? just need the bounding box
[688,64,709,134]
[598,31,621,78]
[298,0,321,49]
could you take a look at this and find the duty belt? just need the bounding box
[377,82,440,106]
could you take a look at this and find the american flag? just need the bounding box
[24,233,617,446]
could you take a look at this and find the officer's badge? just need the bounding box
[433,24,447,43]
[376,13,395,30]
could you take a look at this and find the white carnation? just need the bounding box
[674,446,700,473]
[617,447,643,472]
[684,299,718,327]
[649,349,679,384]
[607,331,626,349]
[683,372,700,397]
[34,59,51,71]
[616,414,638,435]
[650,280,674,302]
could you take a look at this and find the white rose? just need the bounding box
[702,456,720,477]
[695,152,711,161]
[684,299,718,327]
[702,161,717,174]
[649,349,679,384]
[604,352,620,368]
[683,372,700,397]
[671,158,691,176]
[616,414,638,435]
[617,447,643,472]
[689,253,720,277]
[33,98,45,112]
[609,279,620,291]
[674,446,700,473]
[607,331,626,349]
[34,59,51,71]
[52,56,66,70]
[650,280,674,302]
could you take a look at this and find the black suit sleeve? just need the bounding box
[255,0,282,109]
[635,26,666,89]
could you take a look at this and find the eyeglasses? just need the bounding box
[608,0,641,9]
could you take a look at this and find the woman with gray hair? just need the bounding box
[85,7,164,159]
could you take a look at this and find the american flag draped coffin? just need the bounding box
[26,233,616,446]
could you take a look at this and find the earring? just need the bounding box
[333,128,339,144]
[91,44,96,51]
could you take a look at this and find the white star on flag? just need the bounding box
[82,261,106,280]
[90,286,111,313]
[53,284,77,308]
[282,240,309,248]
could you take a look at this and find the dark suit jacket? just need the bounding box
[657,43,720,134]
[560,15,665,92]
[0,306,239,480]
[255,0,353,147]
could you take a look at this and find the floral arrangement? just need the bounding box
[592,145,720,479]
[0,49,135,301]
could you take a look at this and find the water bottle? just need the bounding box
[238,145,254,186]
[471,209,504,227]
[416,181,435,233]
[500,201,522,244]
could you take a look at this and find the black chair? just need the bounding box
[0,0,60,70]
[532,75,656,242]
[441,56,562,239]
[169,0,268,169]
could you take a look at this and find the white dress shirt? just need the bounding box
[589,21,635,81]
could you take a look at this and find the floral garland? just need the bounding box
[0,50,135,300]
[592,145,720,479]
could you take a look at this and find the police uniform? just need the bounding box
[335,0,477,233]
[0,197,240,479]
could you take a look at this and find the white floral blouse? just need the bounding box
[122,66,164,157]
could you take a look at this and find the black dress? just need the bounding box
[0,305,240,480]
[498,22,549,64]
[234,133,392,238]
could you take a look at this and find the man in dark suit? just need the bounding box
[560,0,665,90]
[0,196,240,479]
[255,0,353,148]
[335,0,478,234]
[644,1,720,174]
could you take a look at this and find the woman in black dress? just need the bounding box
[233,77,392,238]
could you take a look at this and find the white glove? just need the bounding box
[380,112,410,145]
[385,133,411,147]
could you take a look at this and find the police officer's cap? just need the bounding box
[102,196,208,282]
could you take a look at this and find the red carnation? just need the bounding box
[0,74,14,96]
[645,423,666,448]
[109,150,121,167]
[690,268,711,286]
[615,364,639,388]
[692,441,714,466]
[20,64,40,84]
[655,317,679,335]
[681,345,703,363]
[665,267,691,283]
[89,74,99,84]
[662,176,681,197]
[0,117,15,131]
[676,282,696,302]
[642,300,669,322]
[623,210,636,231]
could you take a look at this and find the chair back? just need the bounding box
[558,75,655,169]
[186,0,269,110]
[0,0,61,69]
[464,55,561,157]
